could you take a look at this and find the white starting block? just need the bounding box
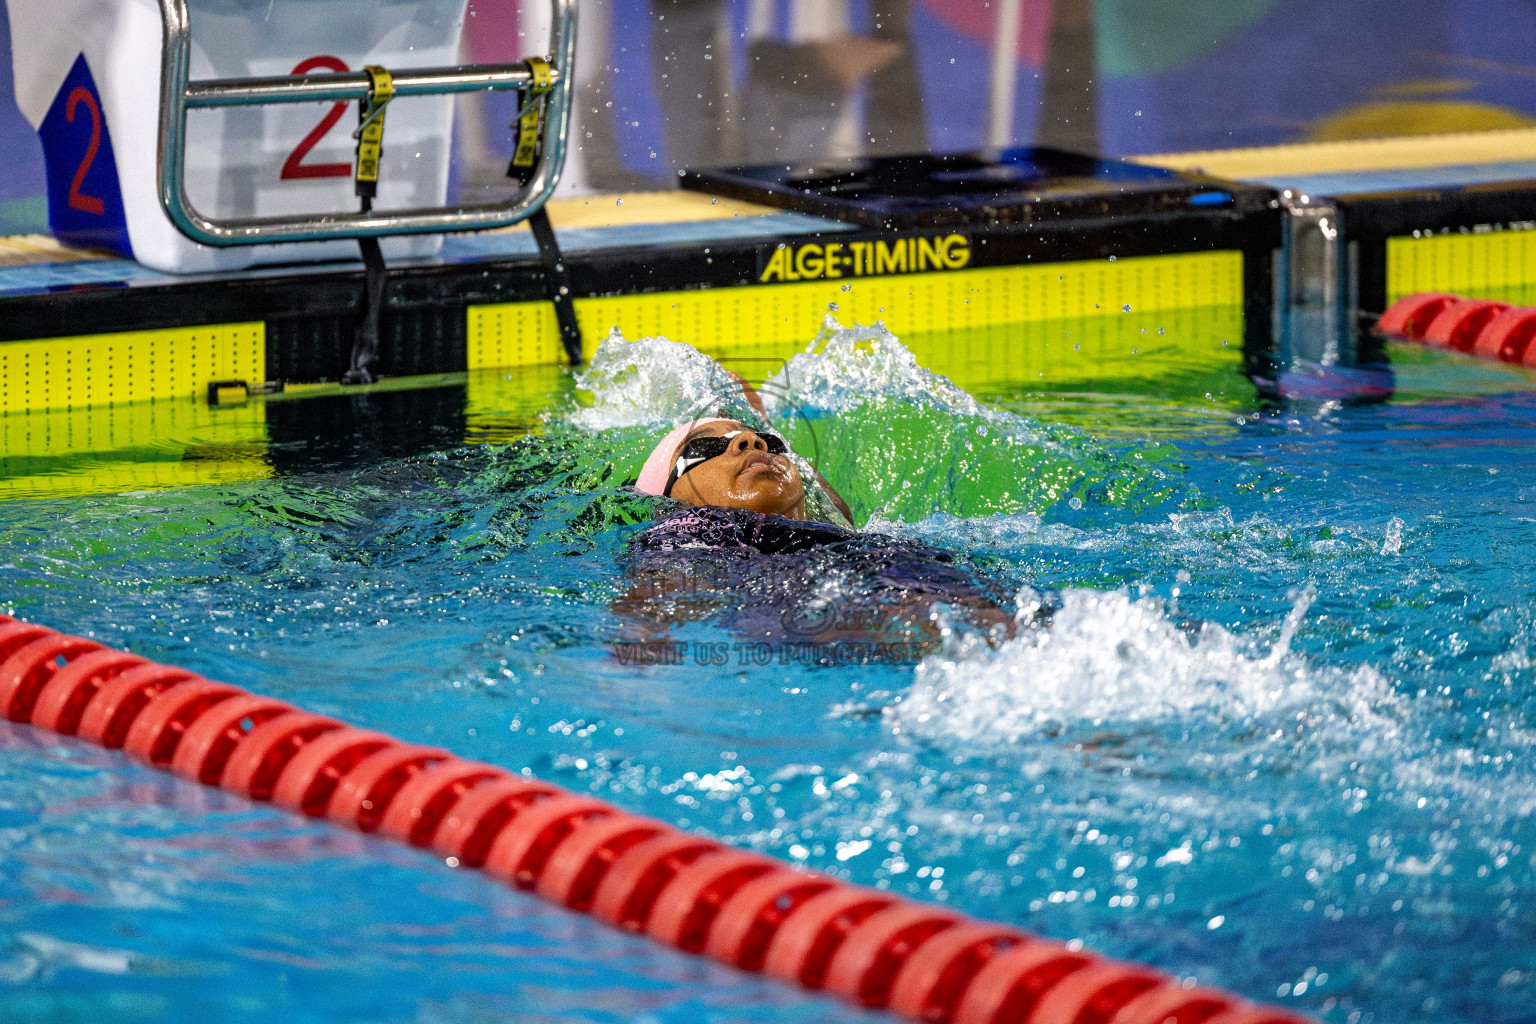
[5,0,574,273]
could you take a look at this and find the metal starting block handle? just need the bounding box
[154,0,577,248]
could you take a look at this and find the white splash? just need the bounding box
[763,316,986,419]
[568,329,753,430]
[889,587,1398,748]
[567,317,1061,465]
[1381,516,1404,555]
[864,509,1083,554]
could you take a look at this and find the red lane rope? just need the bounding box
[0,614,1315,1024]
[1377,292,1536,368]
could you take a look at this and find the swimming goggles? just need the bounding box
[664,429,788,497]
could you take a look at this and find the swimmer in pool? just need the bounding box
[631,372,852,523]
[615,370,1024,658]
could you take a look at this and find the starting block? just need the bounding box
[5,0,575,273]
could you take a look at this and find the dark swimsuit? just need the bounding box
[622,507,1015,657]
[631,506,859,555]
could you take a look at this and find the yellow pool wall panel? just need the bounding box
[466,302,567,370]
[892,302,1246,394]
[467,249,1243,370]
[0,323,265,415]
[0,398,271,501]
[1386,225,1536,304]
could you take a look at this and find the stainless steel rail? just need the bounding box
[155,0,576,247]
[185,64,562,108]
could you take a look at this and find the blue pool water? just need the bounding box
[2,325,1535,1023]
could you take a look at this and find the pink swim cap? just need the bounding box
[634,418,735,496]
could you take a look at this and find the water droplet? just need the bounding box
[1123,304,1132,312]
[828,302,839,312]
[841,283,851,291]
[1382,517,1404,555]
[1109,255,1117,262]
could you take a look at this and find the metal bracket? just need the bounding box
[1275,190,1360,370]
[1268,190,1397,402]
[154,0,577,247]
[526,207,583,364]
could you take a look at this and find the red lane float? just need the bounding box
[1373,292,1459,339]
[1473,306,1536,366]
[646,849,779,952]
[1377,292,1536,367]
[0,613,1315,1024]
[1422,299,1509,350]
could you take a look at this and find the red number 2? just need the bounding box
[280,55,354,180]
[65,87,105,215]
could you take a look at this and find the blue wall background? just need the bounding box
[3,0,1535,235]
[0,7,47,232]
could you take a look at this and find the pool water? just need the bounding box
[2,319,1535,1024]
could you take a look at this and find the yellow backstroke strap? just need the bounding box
[508,57,553,184]
[354,65,395,201]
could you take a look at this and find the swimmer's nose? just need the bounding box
[735,432,769,453]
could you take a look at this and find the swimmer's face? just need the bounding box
[667,421,807,518]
